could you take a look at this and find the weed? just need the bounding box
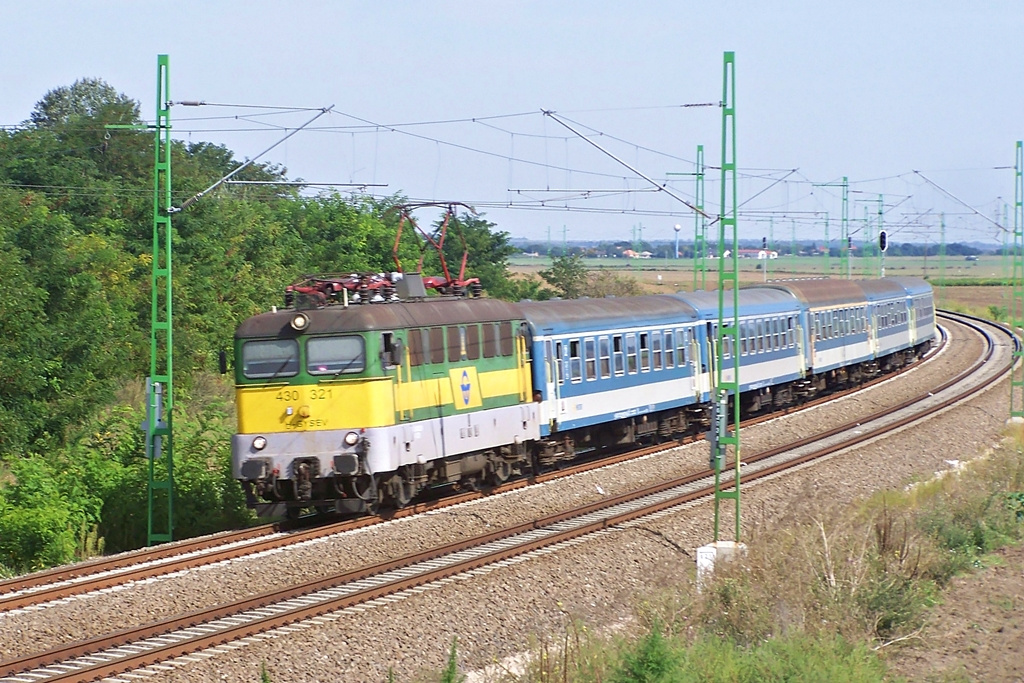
[440,637,465,683]
[610,621,678,683]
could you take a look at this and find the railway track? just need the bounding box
[0,316,955,614]
[0,311,1012,683]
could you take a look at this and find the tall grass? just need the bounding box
[438,430,1023,682]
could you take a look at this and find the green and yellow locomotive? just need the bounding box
[232,274,538,517]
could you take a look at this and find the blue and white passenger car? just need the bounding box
[519,296,703,451]
[675,288,806,411]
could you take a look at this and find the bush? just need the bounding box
[611,622,679,683]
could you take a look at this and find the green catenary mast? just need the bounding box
[939,213,947,308]
[823,213,831,276]
[1012,141,1024,419]
[841,177,850,278]
[694,144,707,290]
[148,55,174,544]
[713,51,741,542]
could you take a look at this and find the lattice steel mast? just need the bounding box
[712,51,741,542]
[1012,141,1024,419]
[148,55,174,544]
[694,144,708,290]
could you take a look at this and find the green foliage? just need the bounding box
[585,270,645,298]
[539,253,589,299]
[260,661,272,683]
[428,211,519,299]
[30,78,140,128]
[611,622,679,683]
[439,637,465,683]
[668,635,888,683]
[1007,491,1024,521]
[0,78,528,572]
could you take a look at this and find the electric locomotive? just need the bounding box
[232,274,537,517]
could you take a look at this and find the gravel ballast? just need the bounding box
[0,322,995,679]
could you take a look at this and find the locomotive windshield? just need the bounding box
[307,335,366,375]
[242,339,299,379]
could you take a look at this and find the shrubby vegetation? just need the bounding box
[429,429,1024,682]
[0,79,525,573]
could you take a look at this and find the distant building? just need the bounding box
[737,248,778,260]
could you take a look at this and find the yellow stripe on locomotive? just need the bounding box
[236,364,526,434]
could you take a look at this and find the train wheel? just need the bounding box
[488,459,512,486]
[350,474,381,514]
[386,475,413,508]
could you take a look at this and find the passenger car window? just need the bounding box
[599,337,611,378]
[570,339,583,382]
[626,334,638,374]
[585,338,597,380]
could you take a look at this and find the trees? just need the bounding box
[424,211,520,299]
[539,253,589,299]
[0,78,547,570]
[30,78,140,128]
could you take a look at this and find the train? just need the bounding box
[230,274,936,518]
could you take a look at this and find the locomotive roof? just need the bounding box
[747,278,867,308]
[517,295,697,334]
[673,288,801,319]
[236,298,524,339]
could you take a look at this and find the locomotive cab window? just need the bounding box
[307,336,365,375]
[242,339,299,379]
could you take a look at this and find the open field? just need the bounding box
[508,255,1009,315]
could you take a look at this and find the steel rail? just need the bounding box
[0,313,1008,683]
[0,316,958,612]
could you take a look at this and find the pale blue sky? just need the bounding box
[2,2,1021,245]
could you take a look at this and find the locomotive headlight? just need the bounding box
[290,312,310,331]
[252,436,268,451]
[344,431,360,446]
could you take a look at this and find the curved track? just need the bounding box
[0,314,969,613]
[0,318,953,613]
[0,311,1013,683]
